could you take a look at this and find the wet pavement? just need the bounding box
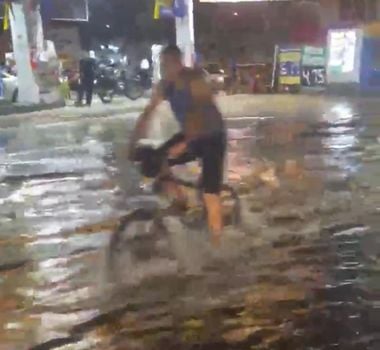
[1,97,380,349]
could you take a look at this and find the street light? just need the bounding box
[106,24,111,29]
[233,12,238,16]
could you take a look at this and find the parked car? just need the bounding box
[1,71,18,102]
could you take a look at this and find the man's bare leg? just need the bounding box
[160,164,187,209]
[203,193,223,246]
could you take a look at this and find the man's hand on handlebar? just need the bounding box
[128,117,148,161]
[128,85,163,161]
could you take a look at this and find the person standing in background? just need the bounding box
[229,58,237,94]
[76,51,96,107]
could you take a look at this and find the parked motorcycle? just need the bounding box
[95,64,144,104]
[122,69,146,101]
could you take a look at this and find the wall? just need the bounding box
[319,0,380,28]
[196,0,380,65]
[196,2,290,64]
[319,0,340,29]
[0,31,11,62]
[376,0,380,20]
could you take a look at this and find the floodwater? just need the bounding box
[1,99,380,350]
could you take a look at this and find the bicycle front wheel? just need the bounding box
[221,184,241,227]
[107,208,168,279]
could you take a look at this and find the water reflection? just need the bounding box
[0,104,379,349]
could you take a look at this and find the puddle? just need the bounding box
[0,107,379,349]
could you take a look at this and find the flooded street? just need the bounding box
[1,96,380,349]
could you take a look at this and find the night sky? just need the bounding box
[87,0,174,44]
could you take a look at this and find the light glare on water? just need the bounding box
[0,100,380,350]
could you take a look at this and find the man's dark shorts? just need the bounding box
[162,132,226,194]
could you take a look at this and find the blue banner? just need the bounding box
[159,0,187,18]
[173,0,187,18]
[40,0,54,23]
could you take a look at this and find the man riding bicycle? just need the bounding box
[129,45,226,244]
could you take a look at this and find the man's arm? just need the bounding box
[128,85,163,159]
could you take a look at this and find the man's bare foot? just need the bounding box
[211,232,222,247]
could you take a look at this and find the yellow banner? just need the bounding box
[364,22,380,37]
[279,52,301,63]
[154,0,173,19]
[279,76,301,85]
[3,3,10,31]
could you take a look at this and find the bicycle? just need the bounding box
[107,143,241,269]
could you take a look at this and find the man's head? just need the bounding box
[161,45,183,81]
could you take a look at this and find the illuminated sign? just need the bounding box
[302,68,325,87]
[0,0,89,22]
[328,30,356,73]
[302,46,326,67]
[326,29,362,84]
[301,46,326,88]
[44,0,89,22]
[278,48,301,85]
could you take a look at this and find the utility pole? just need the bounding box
[9,0,62,105]
[9,0,40,104]
[175,0,195,67]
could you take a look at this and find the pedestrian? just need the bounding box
[77,52,96,107]
[229,58,237,94]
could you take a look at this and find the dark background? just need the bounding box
[49,0,88,21]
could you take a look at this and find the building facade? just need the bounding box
[196,0,380,64]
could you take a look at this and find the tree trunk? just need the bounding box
[176,0,195,67]
[10,0,63,105]
[9,0,40,104]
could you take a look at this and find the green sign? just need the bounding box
[302,46,326,67]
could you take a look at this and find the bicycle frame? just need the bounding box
[109,175,241,253]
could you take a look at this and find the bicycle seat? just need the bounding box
[132,141,166,178]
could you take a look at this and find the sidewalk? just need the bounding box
[0,97,148,129]
[1,94,380,130]
[216,94,378,120]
